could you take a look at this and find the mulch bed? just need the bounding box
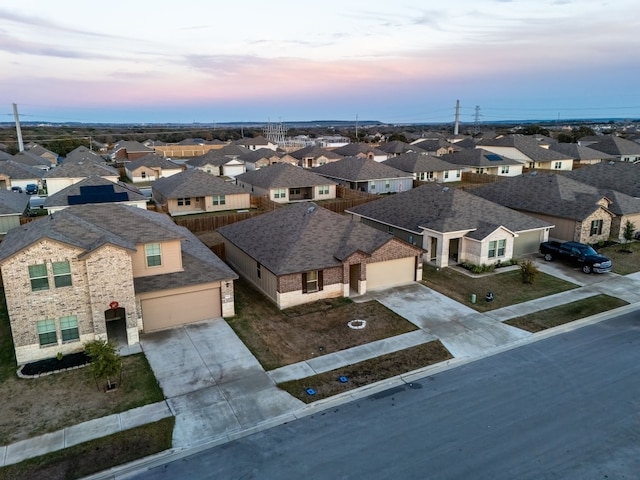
[19,352,91,376]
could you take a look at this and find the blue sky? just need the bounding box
[1,0,639,124]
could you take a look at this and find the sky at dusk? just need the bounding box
[1,0,640,124]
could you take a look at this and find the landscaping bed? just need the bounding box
[227,279,418,370]
[19,352,90,377]
[279,340,452,403]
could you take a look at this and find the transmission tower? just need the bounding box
[473,105,482,134]
[263,121,287,145]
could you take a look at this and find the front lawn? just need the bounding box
[598,241,640,275]
[226,279,418,370]
[422,264,578,312]
[505,294,629,332]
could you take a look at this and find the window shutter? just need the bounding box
[318,270,324,291]
[302,273,307,293]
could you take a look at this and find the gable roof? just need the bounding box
[65,146,106,163]
[331,143,388,157]
[476,135,573,162]
[411,138,460,152]
[187,148,248,167]
[289,145,343,160]
[0,190,30,216]
[43,159,119,178]
[12,151,54,168]
[218,202,406,275]
[235,136,270,146]
[441,148,522,167]
[152,169,247,198]
[586,136,640,156]
[0,204,237,288]
[235,162,336,188]
[376,141,426,155]
[0,160,44,179]
[44,176,146,207]
[470,173,621,220]
[382,152,460,173]
[548,143,615,161]
[347,184,550,238]
[311,156,413,181]
[112,141,154,154]
[562,161,640,198]
[126,154,182,171]
[238,148,284,163]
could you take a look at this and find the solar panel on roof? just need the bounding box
[485,154,503,161]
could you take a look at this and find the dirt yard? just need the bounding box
[227,279,418,370]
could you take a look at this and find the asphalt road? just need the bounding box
[132,312,640,480]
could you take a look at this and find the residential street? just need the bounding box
[130,311,640,480]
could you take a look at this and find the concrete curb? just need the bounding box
[82,301,640,479]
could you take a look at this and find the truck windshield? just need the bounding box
[578,245,598,256]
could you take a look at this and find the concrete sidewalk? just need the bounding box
[3,270,639,472]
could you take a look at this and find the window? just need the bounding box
[488,239,507,258]
[501,165,510,174]
[274,188,286,199]
[53,261,72,288]
[257,262,262,279]
[590,219,603,235]
[177,198,191,206]
[370,181,376,191]
[318,185,329,195]
[387,226,393,233]
[29,264,49,291]
[476,168,485,174]
[37,319,57,346]
[488,241,496,258]
[141,171,146,179]
[456,170,461,178]
[304,270,319,293]
[213,195,226,205]
[497,239,506,257]
[554,161,562,169]
[408,235,415,245]
[444,171,449,179]
[385,180,390,189]
[145,243,162,267]
[60,315,79,342]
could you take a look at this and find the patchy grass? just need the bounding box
[599,241,640,275]
[422,264,578,312]
[279,340,452,403]
[226,279,418,370]
[505,294,629,333]
[0,417,174,480]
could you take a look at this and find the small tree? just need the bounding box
[622,220,636,252]
[85,339,122,391]
[520,259,540,284]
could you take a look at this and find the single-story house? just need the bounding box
[43,159,120,195]
[376,141,427,157]
[218,202,423,309]
[580,135,640,162]
[0,203,238,364]
[347,183,552,268]
[238,148,298,171]
[440,149,524,177]
[44,176,148,214]
[235,163,338,203]
[152,169,251,216]
[235,136,278,151]
[470,173,632,243]
[110,140,155,162]
[382,152,463,182]
[548,144,614,165]
[330,144,389,162]
[124,154,185,183]
[0,189,30,234]
[312,157,414,194]
[289,146,344,168]
[187,149,247,178]
[476,135,574,170]
[409,138,460,156]
[0,161,44,192]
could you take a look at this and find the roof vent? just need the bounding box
[307,206,316,213]
[442,187,449,192]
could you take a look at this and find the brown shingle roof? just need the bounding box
[152,169,247,198]
[235,163,336,188]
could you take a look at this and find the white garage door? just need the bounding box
[367,257,416,290]
[513,231,543,257]
[141,288,221,332]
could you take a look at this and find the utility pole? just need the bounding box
[12,103,24,152]
[454,100,460,135]
[355,114,359,143]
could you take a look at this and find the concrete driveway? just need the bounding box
[371,283,531,358]
[528,254,617,287]
[141,319,303,448]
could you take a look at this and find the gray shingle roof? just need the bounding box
[126,154,183,170]
[0,204,236,289]
[43,159,119,178]
[0,190,30,215]
[347,183,550,237]
[218,202,401,275]
[548,143,615,161]
[587,136,640,156]
[470,173,635,220]
[311,156,413,181]
[12,151,54,168]
[382,152,459,173]
[289,146,344,160]
[376,141,426,155]
[187,149,247,167]
[477,135,573,162]
[238,148,284,163]
[562,161,640,199]
[235,163,336,188]
[44,176,146,207]
[331,144,388,157]
[440,149,522,167]
[112,141,154,153]
[0,160,44,179]
[152,169,247,198]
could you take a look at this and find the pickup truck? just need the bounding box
[539,241,612,274]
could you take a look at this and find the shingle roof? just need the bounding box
[235,162,336,188]
[112,141,154,153]
[43,159,119,178]
[587,136,640,156]
[218,202,403,275]
[152,169,247,198]
[470,173,635,220]
[238,148,284,163]
[548,143,615,161]
[382,152,459,173]
[0,190,30,215]
[12,151,54,168]
[289,145,343,160]
[377,141,426,155]
[311,156,413,181]
[347,183,550,237]
[126,154,182,170]
[65,146,107,163]
[440,149,522,167]
[44,176,146,207]
[0,160,44,179]
[477,135,573,162]
[411,138,460,152]
[235,136,270,146]
[187,149,247,167]
[563,161,640,198]
[0,204,237,289]
[331,144,388,157]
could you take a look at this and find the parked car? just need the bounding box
[10,186,22,193]
[25,184,39,195]
[539,240,612,274]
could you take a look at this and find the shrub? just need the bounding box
[520,259,540,284]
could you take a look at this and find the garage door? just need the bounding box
[141,288,221,332]
[513,231,543,257]
[367,257,416,290]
